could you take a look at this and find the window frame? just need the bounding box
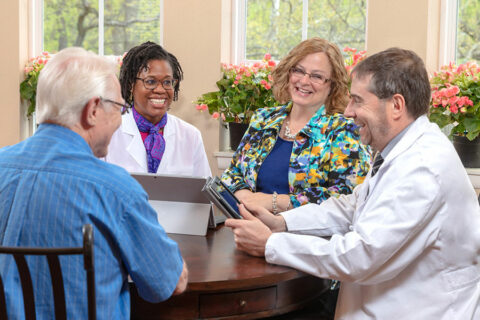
[438,0,458,67]
[232,0,310,64]
[31,0,164,57]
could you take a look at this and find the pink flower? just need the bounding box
[233,80,239,85]
[264,83,271,90]
[195,104,208,111]
[212,112,220,119]
[268,60,276,67]
[450,105,459,114]
[24,66,33,73]
[264,53,271,61]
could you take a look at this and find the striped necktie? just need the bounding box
[371,152,384,177]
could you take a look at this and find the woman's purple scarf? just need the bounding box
[133,106,167,173]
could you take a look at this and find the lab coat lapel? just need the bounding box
[364,116,430,201]
[122,112,148,171]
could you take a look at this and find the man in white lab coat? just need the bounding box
[226,48,480,319]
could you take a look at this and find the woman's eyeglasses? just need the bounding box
[99,97,132,115]
[290,67,331,85]
[136,77,178,90]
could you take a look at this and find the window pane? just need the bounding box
[43,0,99,53]
[308,0,366,52]
[456,0,480,63]
[246,0,303,60]
[104,0,161,55]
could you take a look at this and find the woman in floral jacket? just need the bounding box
[222,38,371,212]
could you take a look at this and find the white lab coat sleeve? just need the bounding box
[281,184,361,237]
[193,129,212,177]
[266,163,442,285]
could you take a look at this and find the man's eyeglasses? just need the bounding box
[100,97,132,115]
[290,67,331,85]
[136,77,178,91]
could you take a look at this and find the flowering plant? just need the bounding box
[195,53,277,123]
[343,46,367,75]
[20,52,51,118]
[429,61,480,140]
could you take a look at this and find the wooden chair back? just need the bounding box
[0,224,95,320]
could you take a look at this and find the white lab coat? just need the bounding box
[106,112,212,177]
[266,116,480,319]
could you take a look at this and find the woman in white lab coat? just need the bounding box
[106,41,211,177]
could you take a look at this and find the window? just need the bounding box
[41,0,163,55]
[235,0,366,62]
[456,0,480,63]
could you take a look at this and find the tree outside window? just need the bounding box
[245,0,366,61]
[456,0,480,63]
[43,0,162,55]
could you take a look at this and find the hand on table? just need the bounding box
[225,203,286,257]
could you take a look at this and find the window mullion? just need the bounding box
[98,0,104,55]
[302,0,308,40]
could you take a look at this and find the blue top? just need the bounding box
[256,136,293,194]
[0,124,183,319]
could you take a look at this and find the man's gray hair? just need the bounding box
[36,47,117,127]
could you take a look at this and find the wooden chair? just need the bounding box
[0,224,95,320]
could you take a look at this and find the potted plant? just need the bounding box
[195,53,277,150]
[20,52,51,118]
[429,61,480,167]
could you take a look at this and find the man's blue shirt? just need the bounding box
[0,124,183,319]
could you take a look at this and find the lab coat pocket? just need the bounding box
[443,264,480,292]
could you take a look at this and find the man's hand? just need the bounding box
[225,204,277,257]
[172,260,188,295]
[241,202,287,233]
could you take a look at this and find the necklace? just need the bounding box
[284,120,298,139]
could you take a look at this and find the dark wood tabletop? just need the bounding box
[130,225,329,319]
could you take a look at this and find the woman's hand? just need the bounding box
[234,190,292,213]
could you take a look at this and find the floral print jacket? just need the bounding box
[221,103,371,207]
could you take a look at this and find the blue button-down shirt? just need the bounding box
[0,124,183,319]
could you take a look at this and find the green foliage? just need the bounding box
[19,53,51,118]
[245,0,366,60]
[429,62,480,140]
[195,55,277,123]
[457,0,480,64]
[43,0,161,55]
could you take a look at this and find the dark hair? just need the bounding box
[272,37,350,115]
[119,41,183,104]
[352,47,431,119]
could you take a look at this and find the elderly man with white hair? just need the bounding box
[0,47,188,319]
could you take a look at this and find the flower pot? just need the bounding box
[452,135,480,168]
[228,122,249,151]
[218,120,230,151]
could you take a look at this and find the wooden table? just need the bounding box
[130,225,329,319]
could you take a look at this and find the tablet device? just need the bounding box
[131,173,213,235]
[202,176,242,219]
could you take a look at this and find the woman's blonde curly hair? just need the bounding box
[272,37,350,115]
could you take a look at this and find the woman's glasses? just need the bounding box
[136,77,178,90]
[290,67,331,85]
